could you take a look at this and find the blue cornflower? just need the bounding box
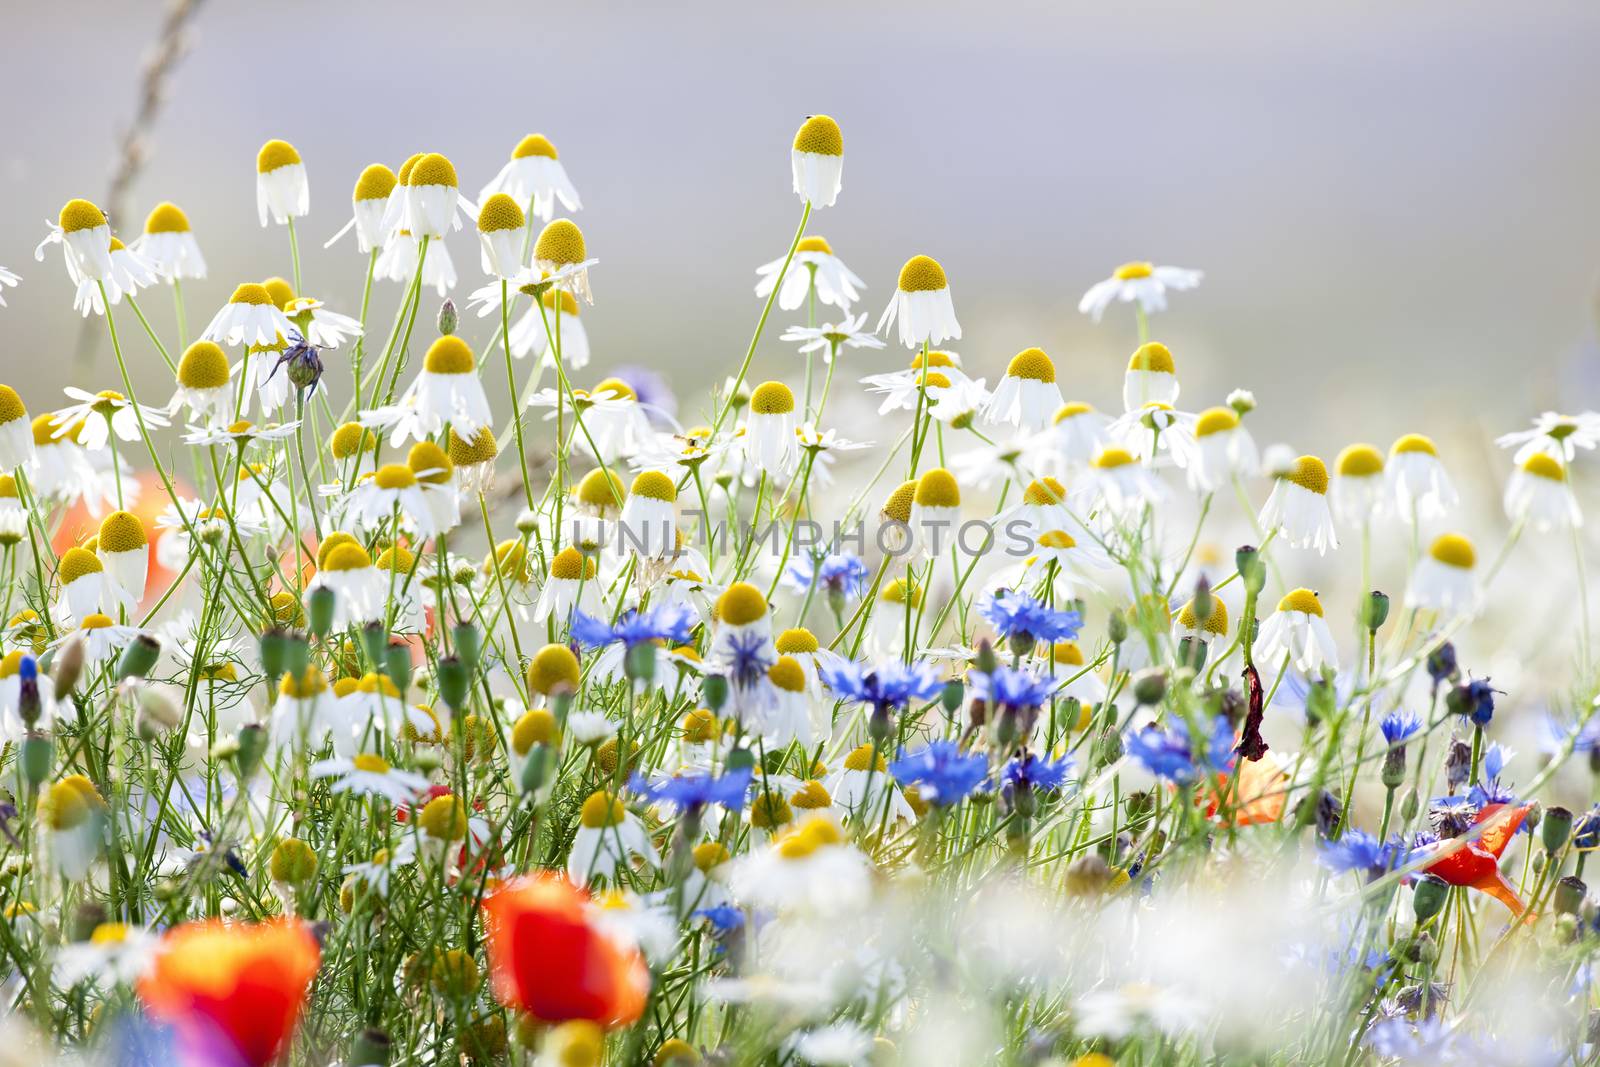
[570,602,696,651]
[889,740,989,806]
[1425,641,1458,689]
[978,588,1082,646]
[694,905,745,933]
[1001,752,1074,799]
[1451,677,1499,727]
[782,553,869,601]
[1379,710,1422,747]
[722,630,777,691]
[821,658,945,715]
[1428,795,1480,838]
[968,665,1057,714]
[1572,805,1600,851]
[1123,715,1234,785]
[629,767,753,814]
[1466,744,1520,810]
[1318,829,1408,880]
[1364,1017,1457,1063]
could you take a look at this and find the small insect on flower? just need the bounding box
[1078,260,1202,322]
[256,139,310,227]
[479,133,582,222]
[1387,433,1458,522]
[1256,588,1339,674]
[1503,452,1581,532]
[1406,533,1478,618]
[132,201,206,280]
[879,254,960,349]
[791,114,844,208]
[1258,455,1339,554]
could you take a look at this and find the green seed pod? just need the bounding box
[1411,873,1449,924]
[235,723,268,780]
[701,673,729,712]
[19,733,53,790]
[451,621,482,674]
[384,644,413,694]
[1544,805,1574,854]
[436,655,469,711]
[259,627,289,682]
[307,585,336,638]
[437,299,458,337]
[116,634,162,680]
[1362,590,1391,631]
[351,1029,392,1067]
[1556,875,1587,916]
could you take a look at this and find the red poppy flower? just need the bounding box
[137,919,320,1066]
[1201,756,1288,826]
[482,873,648,1027]
[1418,802,1532,915]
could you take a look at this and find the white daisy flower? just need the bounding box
[53,922,160,989]
[1387,433,1458,522]
[760,234,865,312]
[405,439,462,536]
[324,164,397,254]
[332,673,409,753]
[476,193,528,279]
[131,202,206,280]
[55,547,124,624]
[168,341,234,425]
[1079,446,1166,520]
[35,198,114,285]
[39,775,106,882]
[567,790,658,884]
[1187,406,1259,491]
[202,283,295,347]
[791,114,844,207]
[1495,411,1600,464]
[390,336,494,439]
[1256,588,1339,673]
[1258,455,1338,554]
[478,133,581,222]
[345,464,440,538]
[1331,444,1387,526]
[283,297,362,349]
[909,468,962,560]
[984,348,1063,432]
[1111,402,1197,469]
[28,416,115,513]
[619,470,679,561]
[51,388,168,453]
[729,814,871,916]
[1042,401,1114,468]
[305,542,386,628]
[343,837,418,898]
[95,510,149,605]
[532,547,602,623]
[70,238,158,318]
[377,229,456,295]
[781,310,883,361]
[311,752,428,804]
[532,219,597,304]
[760,656,817,748]
[256,139,310,226]
[1406,533,1479,618]
[267,669,337,754]
[825,743,915,823]
[1504,452,1581,532]
[878,254,959,349]
[387,152,475,240]
[1078,260,1202,322]
[741,381,799,477]
[0,385,35,471]
[1122,341,1180,413]
[528,377,652,461]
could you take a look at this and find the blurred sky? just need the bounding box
[2,0,1599,454]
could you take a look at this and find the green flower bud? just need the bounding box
[1362,591,1390,631]
[1132,668,1167,706]
[451,622,481,674]
[259,627,289,682]
[116,634,162,680]
[352,1029,392,1067]
[307,585,336,638]
[19,733,52,790]
[1235,545,1265,595]
[1556,875,1586,916]
[235,723,268,780]
[940,679,964,714]
[1544,805,1574,854]
[1411,873,1449,924]
[437,299,458,337]
[701,673,728,712]
[436,655,469,711]
[384,643,413,694]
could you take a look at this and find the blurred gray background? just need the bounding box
[2,0,1598,452]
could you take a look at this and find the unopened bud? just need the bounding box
[1235,546,1265,595]
[436,655,469,711]
[116,635,161,681]
[1132,668,1167,706]
[52,636,85,696]
[235,723,268,780]
[701,673,728,712]
[307,586,336,638]
[1544,806,1574,854]
[1411,873,1449,924]
[451,622,481,674]
[437,299,458,337]
[19,732,52,789]
[1557,875,1587,916]
[1362,591,1390,631]
[384,644,413,694]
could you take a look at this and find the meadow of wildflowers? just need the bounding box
[0,111,1598,1067]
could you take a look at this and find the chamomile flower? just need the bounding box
[1123,342,1180,412]
[305,542,386,628]
[0,385,35,471]
[477,193,527,279]
[52,389,169,453]
[343,837,418,898]
[1173,593,1229,646]
[282,297,362,348]
[311,752,428,804]
[132,201,206,280]
[867,577,923,659]
[1504,453,1581,531]
[377,229,456,295]
[1042,401,1114,468]
[532,218,597,304]
[180,419,299,449]
[448,425,498,495]
[388,152,474,240]
[1406,533,1478,617]
[1187,406,1259,491]
[394,336,494,438]
[168,341,233,425]
[879,254,960,349]
[96,510,148,605]
[201,283,294,347]
[742,381,799,476]
[528,377,652,460]
[29,416,117,513]
[1332,443,1387,525]
[1257,588,1339,674]
[826,743,916,823]
[1036,640,1107,706]
[730,813,870,915]
[39,774,106,881]
[1081,446,1166,519]
[56,547,118,623]
[568,790,658,884]
[985,348,1063,431]
[1495,411,1600,463]
[791,114,844,207]
[1078,261,1202,322]
[1112,402,1197,468]
[256,139,310,226]
[909,468,962,559]
[407,440,461,535]
[373,546,427,633]
[1258,455,1338,554]
[780,311,884,361]
[761,655,817,747]
[619,471,679,560]
[266,667,335,753]
[69,238,157,317]
[54,922,160,989]
[532,546,601,623]
[62,614,141,670]
[479,133,581,221]
[1388,433,1458,522]
[35,198,113,285]
[759,234,865,312]
[333,673,409,751]
[325,163,398,253]
[522,288,591,368]
[345,464,439,538]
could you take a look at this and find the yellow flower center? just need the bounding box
[1284,455,1329,495]
[229,282,274,306]
[749,791,793,829]
[58,198,107,233]
[1523,453,1565,482]
[512,708,560,754]
[512,133,559,159]
[1391,433,1438,458]
[880,577,922,607]
[406,153,458,188]
[1006,347,1056,383]
[144,202,191,234]
[98,511,147,552]
[791,780,832,809]
[418,794,467,840]
[914,468,960,508]
[279,667,328,699]
[177,341,230,390]
[1277,588,1324,617]
[1429,533,1476,569]
[256,139,302,174]
[0,385,23,426]
[57,547,104,585]
[793,114,843,155]
[373,464,417,490]
[579,790,626,829]
[630,471,677,502]
[775,815,844,859]
[1177,597,1229,635]
[749,381,795,415]
[1037,529,1077,549]
[692,841,729,872]
[527,643,582,695]
[844,742,887,773]
[1336,443,1384,477]
[775,627,819,654]
[375,545,415,573]
[406,441,452,483]
[548,546,596,582]
[448,426,498,465]
[1127,342,1175,374]
[897,254,948,293]
[716,582,768,626]
[79,613,114,630]
[1092,447,1136,470]
[424,336,475,375]
[534,219,587,265]
[768,656,806,693]
[1114,261,1154,280]
[1023,478,1067,506]
[881,481,916,524]
[354,163,398,201]
[351,752,390,774]
[1193,407,1239,438]
[321,543,374,572]
[796,235,834,255]
[477,193,526,233]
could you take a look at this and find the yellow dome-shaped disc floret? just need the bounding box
[1428,533,1476,569]
[548,546,597,581]
[260,277,295,308]
[1391,433,1438,458]
[143,201,191,234]
[394,153,424,184]
[914,468,960,508]
[407,152,458,188]
[1092,446,1136,470]
[1194,407,1239,438]
[0,475,15,499]
[42,774,104,831]
[1023,477,1067,506]
[1177,596,1229,636]
[424,336,475,375]
[748,791,793,830]
[916,371,951,391]
[542,289,580,316]
[776,815,844,859]
[374,545,415,573]
[59,198,107,233]
[418,794,467,840]
[880,577,923,608]
[512,133,558,159]
[448,426,498,465]
[477,193,525,233]
[270,590,305,626]
[791,780,832,809]
[278,667,328,699]
[576,468,625,509]
[1047,640,1086,667]
[79,613,114,630]
[406,441,452,484]
[1523,453,1565,482]
[716,582,768,626]
[57,547,103,585]
[534,219,587,265]
[579,790,626,829]
[526,643,581,696]
[654,1038,701,1066]
[1006,347,1056,383]
[321,542,374,572]
[910,350,959,371]
[0,385,24,425]
[1054,401,1096,423]
[775,627,819,655]
[630,471,676,502]
[795,235,834,255]
[749,381,795,415]
[512,708,560,754]
[1128,342,1175,374]
[351,752,391,774]
[229,282,274,306]
[897,254,948,293]
[256,139,302,174]
[1336,443,1384,477]
[330,422,379,458]
[793,115,843,156]
[316,531,358,568]
[373,464,418,490]
[1037,529,1078,549]
[768,656,806,693]
[1284,455,1330,495]
[354,163,397,202]
[843,742,887,773]
[1114,261,1154,280]
[1277,588,1325,617]
[681,709,719,743]
[176,341,230,390]
[591,377,635,402]
[98,511,147,552]
[881,480,916,523]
